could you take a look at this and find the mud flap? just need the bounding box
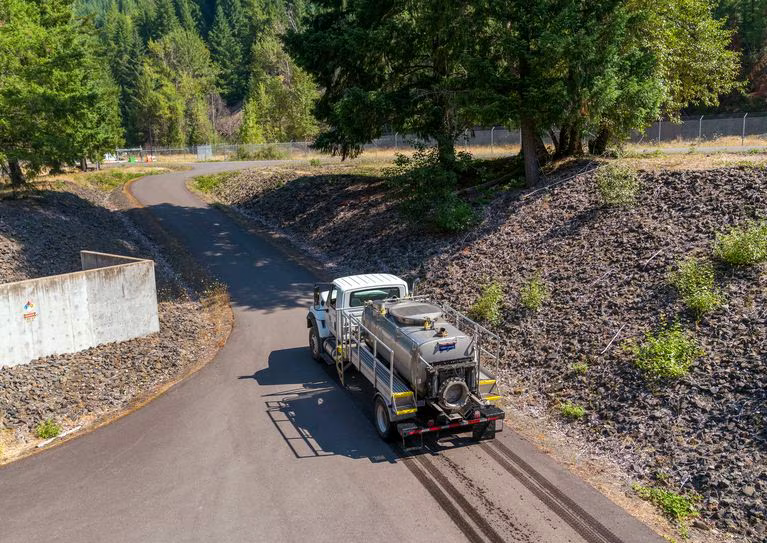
[472,421,496,441]
[398,423,423,451]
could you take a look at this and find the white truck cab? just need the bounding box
[307,274,408,359]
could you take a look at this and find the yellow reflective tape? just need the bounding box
[479,379,496,385]
[395,408,417,416]
[392,391,413,398]
[484,395,502,401]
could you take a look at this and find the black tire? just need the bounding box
[373,395,395,442]
[309,322,322,362]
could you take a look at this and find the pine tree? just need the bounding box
[152,0,179,38]
[208,3,244,103]
[175,0,196,31]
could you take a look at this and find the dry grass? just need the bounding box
[620,152,767,172]
[624,135,767,150]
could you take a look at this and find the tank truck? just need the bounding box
[307,274,504,450]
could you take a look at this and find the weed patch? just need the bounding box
[668,257,724,316]
[595,163,640,206]
[559,401,586,420]
[468,282,504,326]
[626,320,703,380]
[570,360,589,375]
[714,221,767,266]
[633,483,700,537]
[519,274,547,311]
[193,171,238,194]
[35,418,60,439]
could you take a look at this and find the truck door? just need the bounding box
[327,285,339,336]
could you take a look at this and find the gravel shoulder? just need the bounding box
[197,161,766,542]
[0,175,231,463]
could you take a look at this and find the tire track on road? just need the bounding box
[481,441,625,543]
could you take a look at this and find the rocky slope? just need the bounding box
[0,180,226,458]
[208,163,766,541]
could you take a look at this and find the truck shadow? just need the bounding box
[243,347,481,463]
[241,347,399,463]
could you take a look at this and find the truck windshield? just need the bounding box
[348,287,402,307]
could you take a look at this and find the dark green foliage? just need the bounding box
[386,146,476,233]
[0,0,122,184]
[286,1,479,165]
[208,4,244,103]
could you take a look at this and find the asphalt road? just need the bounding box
[0,162,665,543]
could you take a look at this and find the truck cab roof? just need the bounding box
[333,274,406,291]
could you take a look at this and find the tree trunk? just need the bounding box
[436,133,456,169]
[8,158,24,187]
[553,124,571,160]
[80,157,87,171]
[521,116,540,187]
[589,126,610,155]
[548,129,559,156]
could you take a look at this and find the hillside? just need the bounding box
[197,161,766,541]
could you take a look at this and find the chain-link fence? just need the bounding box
[115,113,767,163]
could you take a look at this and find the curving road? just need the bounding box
[0,162,665,543]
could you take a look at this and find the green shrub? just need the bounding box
[713,221,767,266]
[234,145,289,161]
[633,483,700,537]
[386,145,476,233]
[559,402,586,420]
[595,163,640,206]
[468,282,504,326]
[570,360,589,375]
[519,274,547,311]
[35,419,61,439]
[192,171,237,194]
[433,197,476,232]
[309,158,322,167]
[668,257,724,316]
[626,320,703,380]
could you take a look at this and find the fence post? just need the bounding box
[490,126,496,155]
[699,115,704,142]
[742,113,748,146]
[394,132,398,152]
[657,118,662,144]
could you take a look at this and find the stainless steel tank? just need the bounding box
[362,300,475,401]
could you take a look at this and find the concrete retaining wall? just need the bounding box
[0,251,160,368]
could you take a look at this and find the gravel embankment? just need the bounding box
[210,164,766,541]
[0,180,226,454]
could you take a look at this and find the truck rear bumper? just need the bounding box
[397,406,505,450]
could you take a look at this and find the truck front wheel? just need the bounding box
[374,396,395,442]
[309,323,322,362]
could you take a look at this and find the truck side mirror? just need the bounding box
[313,286,321,307]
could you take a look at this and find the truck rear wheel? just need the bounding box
[374,396,395,442]
[309,323,322,362]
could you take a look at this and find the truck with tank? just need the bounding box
[306,273,504,449]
